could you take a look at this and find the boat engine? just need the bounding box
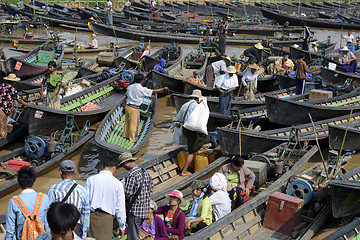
[287,178,317,204]
[24,136,62,165]
[99,69,117,82]
[118,70,135,88]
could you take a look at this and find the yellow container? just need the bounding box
[177,151,194,171]
[194,151,209,172]
[235,62,241,72]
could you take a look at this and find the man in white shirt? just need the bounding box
[342,30,355,45]
[105,0,113,25]
[124,74,167,142]
[85,157,126,239]
[86,34,98,49]
[204,56,232,88]
[215,66,239,116]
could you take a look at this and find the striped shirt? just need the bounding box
[48,179,90,238]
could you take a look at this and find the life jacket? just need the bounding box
[12,193,45,240]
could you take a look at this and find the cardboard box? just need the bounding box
[309,89,333,101]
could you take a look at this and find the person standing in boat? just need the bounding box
[153,58,168,75]
[105,0,113,25]
[87,17,96,31]
[124,74,168,143]
[218,156,256,209]
[41,61,67,109]
[123,0,131,19]
[204,56,232,88]
[174,90,212,176]
[302,22,311,51]
[215,66,238,116]
[118,152,154,240]
[241,63,260,101]
[218,16,228,55]
[149,0,156,14]
[0,73,31,140]
[294,54,314,95]
[243,43,263,64]
[339,46,358,73]
[85,34,98,49]
[342,30,355,45]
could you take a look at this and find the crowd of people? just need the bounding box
[4,152,256,240]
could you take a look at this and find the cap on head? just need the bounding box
[191,180,204,191]
[118,152,137,166]
[193,70,199,75]
[165,190,186,207]
[60,160,76,172]
[189,89,202,98]
[92,34,96,38]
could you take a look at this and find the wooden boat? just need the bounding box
[173,87,297,113]
[142,44,183,72]
[328,120,360,150]
[0,105,27,149]
[261,9,360,30]
[92,22,307,46]
[320,67,360,89]
[0,36,58,44]
[178,144,319,240]
[0,130,94,198]
[148,51,220,96]
[323,217,360,240]
[330,166,360,219]
[289,43,336,64]
[24,75,124,135]
[6,41,64,79]
[217,111,360,155]
[265,90,360,125]
[113,146,228,203]
[95,94,157,155]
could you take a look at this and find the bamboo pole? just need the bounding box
[308,113,329,180]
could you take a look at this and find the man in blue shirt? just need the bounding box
[48,160,90,239]
[5,166,50,240]
[153,58,168,75]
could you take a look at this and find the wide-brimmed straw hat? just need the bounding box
[227,66,237,74]
[89,17,94,21]
[341,46,349,51]
[91,33,96,38]
[222,56,233,62]
[118,152,137,166]
[248,63,260,70]
[311,41,317,45]
[165,190,187,207]
[189,89,202,98]
[292,44,299,48]
[254,43,264,50]
[3,73,20,82]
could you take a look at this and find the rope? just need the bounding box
[167,88,173,121]
[155,157,164,182]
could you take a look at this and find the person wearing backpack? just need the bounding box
[119,152,154,240]
[5,166,50,240]
[47,160,90,239]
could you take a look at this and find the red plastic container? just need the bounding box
[7,160,30,170]
[263,192,304,236]
[118,80,131,88]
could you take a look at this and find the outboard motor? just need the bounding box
[118,70,135,88]
[99,69,117,82]
[24,136,62,165]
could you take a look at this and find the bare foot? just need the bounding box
[181,171,192,176]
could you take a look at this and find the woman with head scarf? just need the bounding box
[140,200,168,240]
[209,173,231,221]
[156,190,186,239]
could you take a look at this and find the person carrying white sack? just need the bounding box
[173,89,212,176]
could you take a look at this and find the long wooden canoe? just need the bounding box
[183,145,319,239]
[328,120,360,150]
[217,111,360,155]
[320,67,360,89]
[25,75,124,135]
[323,217,360,240]
[0,131,94,198]
[265,90,360,125]
[6,41,64,79]
[95,95,157,155]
